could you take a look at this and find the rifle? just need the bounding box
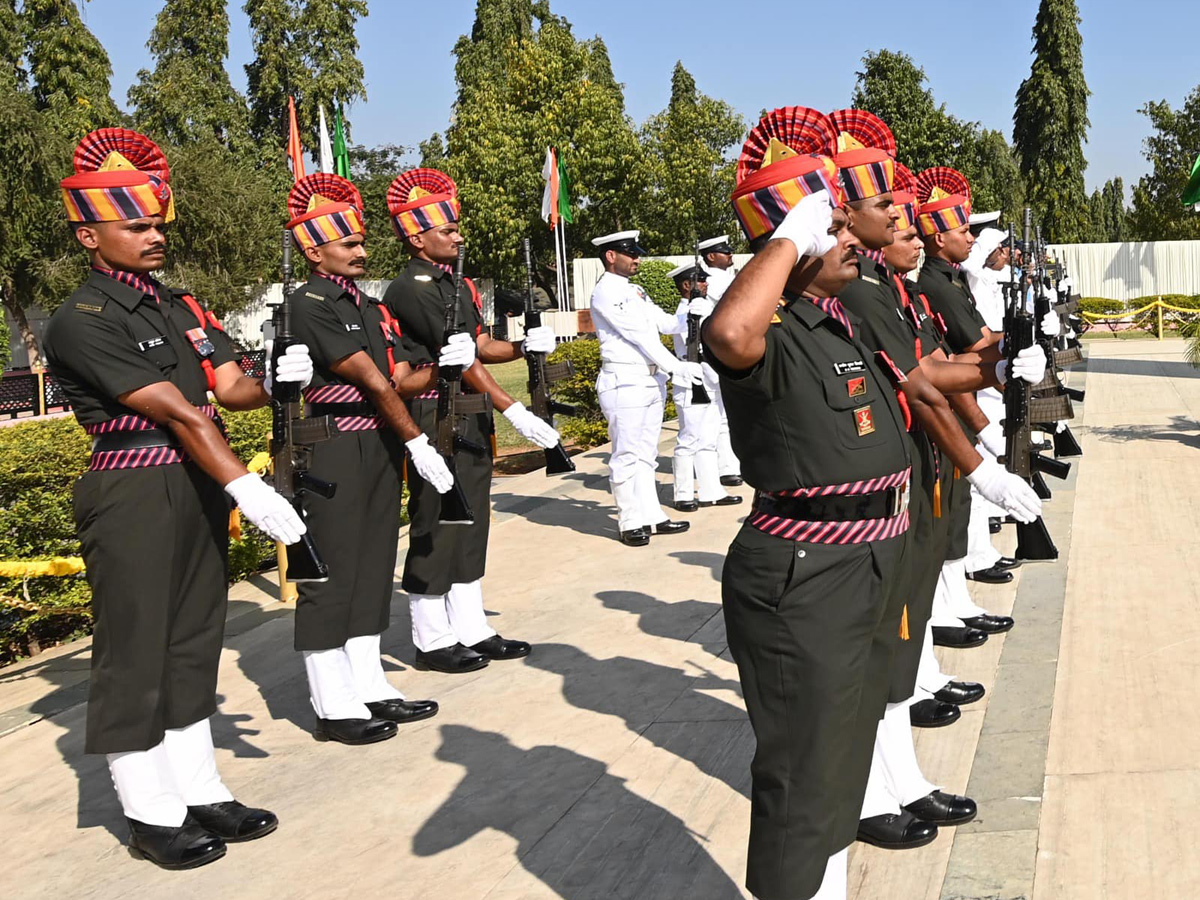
[1001,219,1059,561]
[522,238,576,475]
[434,244,492,524]
[685,240,711,405]
[1030,224,1083,460]
[266,228,338,582]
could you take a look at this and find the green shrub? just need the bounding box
[631,259,684,314]
[548,337,608,448]
[1078,297,1124,315]
[1131,294,1200,333]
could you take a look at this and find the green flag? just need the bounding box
[333,106,350,179]
[557,155,573,225]
[1183,151,1200,208]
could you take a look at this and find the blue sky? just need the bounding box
[83,0,1199,195]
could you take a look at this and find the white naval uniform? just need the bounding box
[700,261,742,480]
[670,297,725,504]
[589,271,687,532]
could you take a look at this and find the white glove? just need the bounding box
[263,342,314,396]
[503,401,561,449]
[770,190,836,262]
[977,421,1005,459]
[522,325,557,355]
[224,473,307,544]
[687,296,714,317]
[1065,328,1076,339]
[405,433,454,493]
[966,457,1042,524]
[997,344,1047,385]
[1040,309,1061,336]
[438,333,477,368]
[672,360,705,390]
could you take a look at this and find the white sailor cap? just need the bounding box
[667,263,708,282]
[591,229,647,256]
[968,210,1001,227]
[698,234,733,254]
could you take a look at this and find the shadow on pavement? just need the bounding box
[490,491,618,540]
[1087,357,1200,378]
[595,590,725,658]
[1085,414,1200,449]
[414,724,745,900]
[668,550,727,582]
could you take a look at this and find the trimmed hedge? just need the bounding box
[631,259,684,314]
[1078,297,1124,315]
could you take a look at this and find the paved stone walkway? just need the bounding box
[0,340,1186,899]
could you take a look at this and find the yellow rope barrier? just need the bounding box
[1081,299,1200,320]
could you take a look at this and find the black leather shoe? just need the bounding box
[313,716,397,745]
[415,644,489,673]
[931,625,988,648]
[366,698,439,723]
[720,474,743,486]
[856,811,938,850]
[186,801,277,842]
[620,527,650,546]
[470,634,532,660]
[995,556,1021,570]
[699,495,743,507]
[961,614,1015,634]
[989,517,1002,534]
[933,680,986,705]
[966,565,1014,584]
[903,791,977,826]
[674,500,700,512]
[651,520,690,535]
[127,817,226,870]
[910,699,961,728]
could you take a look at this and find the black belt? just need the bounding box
[91,429,179,453]
[307,401,376,417]
[752,485,909,522]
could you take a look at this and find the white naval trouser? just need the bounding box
[859,698,941,820]
[408,578,496,653]
[598,375,670,532]
[967,388,1005,574]
[754,848,848,900]
[672,386,725,503]
[915,620,956,696]
[930,557,990,626]
[713,384,741,479]
[107,717,234,826]
[304,631,407,721]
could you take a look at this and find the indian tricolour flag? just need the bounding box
[541,147,573,227]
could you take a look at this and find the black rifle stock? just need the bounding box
[434,245,490,524]
[268,228,338,582]
[522,238,576,475]
[1002,216,1058,561]
[1030,226,1082,459]
[685,240,711,405]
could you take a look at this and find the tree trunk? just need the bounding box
[3,294,42,370]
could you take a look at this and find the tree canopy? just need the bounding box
[1127,88,1200,241]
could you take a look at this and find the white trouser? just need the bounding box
[598,379,669,531]
[344,633,406,703]
[860,697,940,818]
[409,578,496,653]
[713,384,741,478]
[672,389,724,503]
[930,557,989,626]
[966,486,1003,573]
[107,717,233,826]
[916,620,956,695]
[753,848,846,900]
[304,646,371,720]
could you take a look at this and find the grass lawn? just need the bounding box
[1080,329,1165,340]
[487,359,534,452]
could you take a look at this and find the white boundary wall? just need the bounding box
[1046,240,1200,303]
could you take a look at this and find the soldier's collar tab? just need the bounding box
[86,269,151,312]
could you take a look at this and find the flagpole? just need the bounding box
[559,218,569,311]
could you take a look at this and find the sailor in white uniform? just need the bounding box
[588,230,699,546]
[697,234,743,486]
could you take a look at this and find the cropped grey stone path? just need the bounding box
[0,339,1189,900]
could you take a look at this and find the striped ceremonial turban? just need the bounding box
[827,109,897,202]
[286,173,365,250]
[61,129,175,223]
[387,168,459,239]
[915,166,972,236]
[732,107,843,241]
[891,163,920,232]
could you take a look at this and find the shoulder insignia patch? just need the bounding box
[304,291,323,301]
[74,302,105,313]
[861,274,881,285]
[414,274,433,282]
[770,312,782,324]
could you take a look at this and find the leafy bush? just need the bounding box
[1078,297,1124,315]
[548,337,608,448]
[631,259,684,314]
[1131,294,1200,333]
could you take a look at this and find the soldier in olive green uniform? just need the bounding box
[383,169,560,674]
[45,128,310,869]
[283,174,454,747]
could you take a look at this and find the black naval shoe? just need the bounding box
[675,500,700,512]
[966,565,1014,585]
[365,698,440,724]
[620,527,651,547]
[903,791,978,826]
[186,801,277,842]
[313,716,398,745]
[910,699,961,728]
[995,556,1021,571]
[961,614,1015,635]
[933,680,986,706]
[699,495,743,507]
[126,817,226,870]
[470,634,532,660]
[651,520,690,535]
[931,625,988,648]
[415,643,490,673]
[856,811,938,850]
[989,517,1002,534]
[720,474,744,487]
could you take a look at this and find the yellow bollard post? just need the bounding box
[1157,300,1164,341]
[34,368,46,416]
[276,541,297,603]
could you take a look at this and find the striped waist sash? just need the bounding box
[84,404,223,471]
[748,467,912,544]
[303,383,380,431]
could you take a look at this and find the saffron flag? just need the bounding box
[541,147,559,227]
[287,97,306,182]
[333,106,350,179]
[318,105,334,174]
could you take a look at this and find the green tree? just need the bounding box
[295,0,367,144]
[1012,0,1091,242]
[1128,88,1200,241]
[347,142,411,279]
[244,0,295,147]
[127,0,250,151]
[453,0,534,104]
[961,128,1026,220]
[1086,188,1108,242]
[1103,176,1126,241]
[636,62,745,253]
